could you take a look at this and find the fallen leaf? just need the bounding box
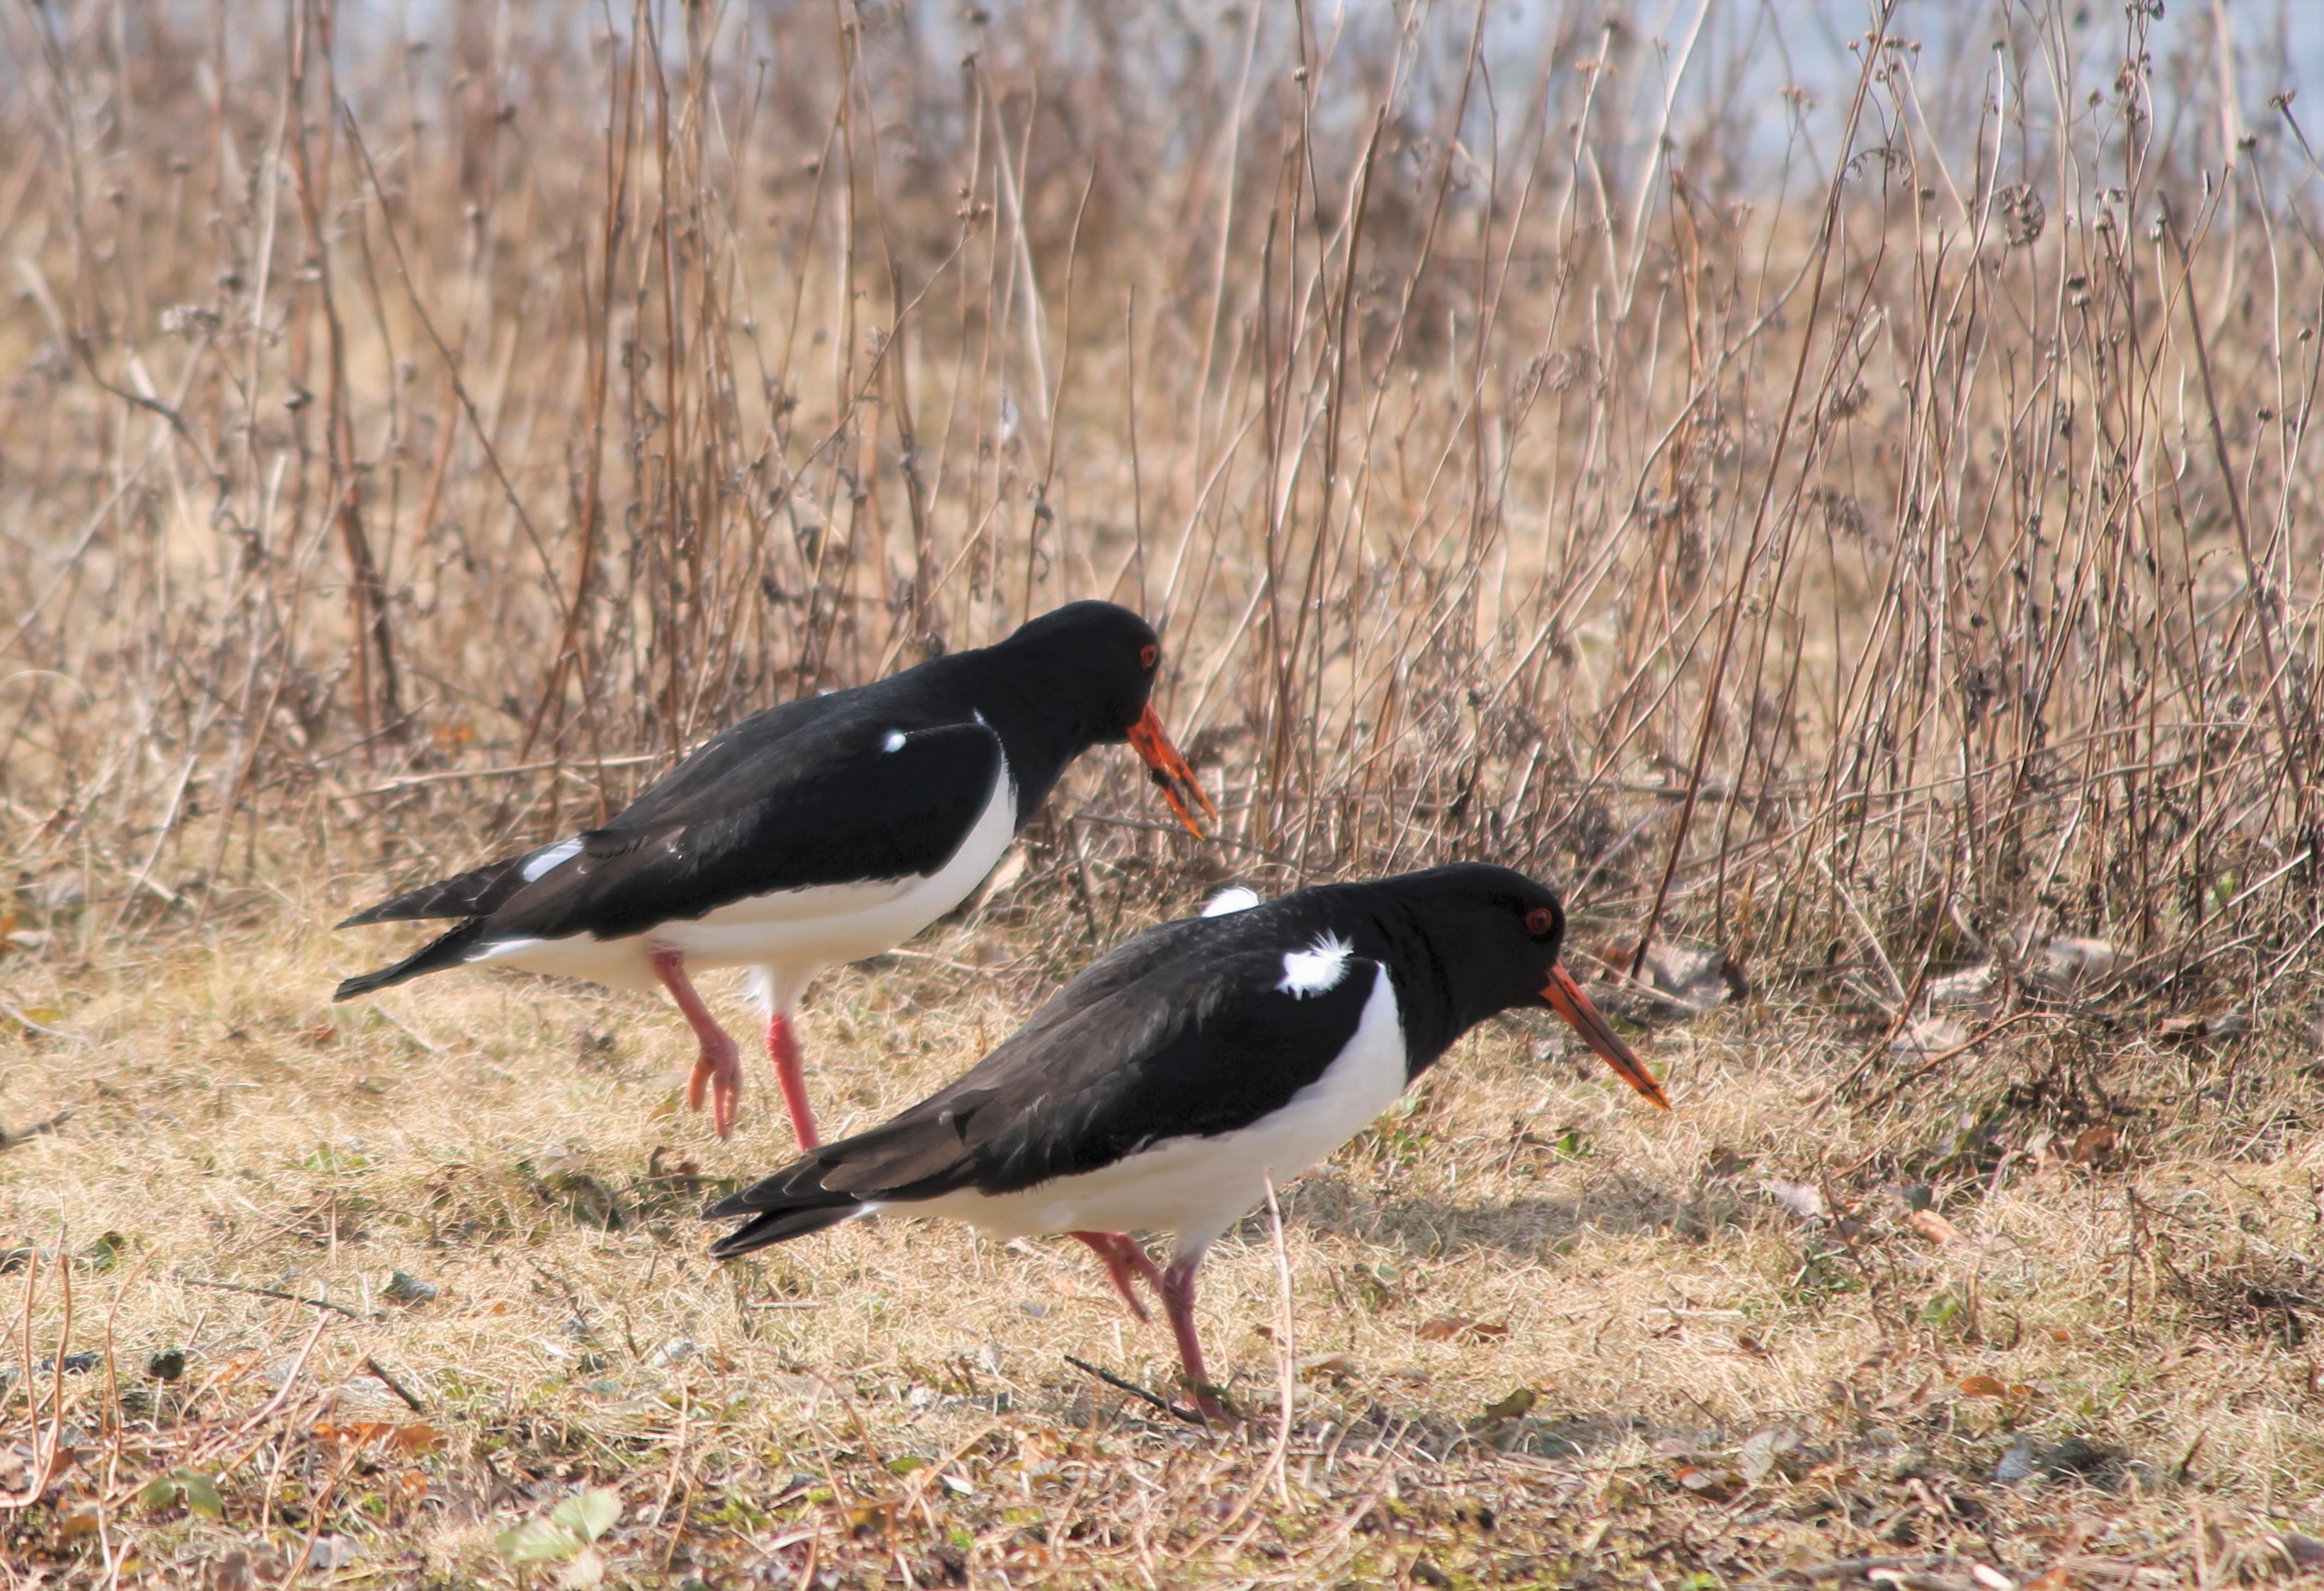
[1479,1387,1536,1420]
[137,1468,225,1520]
[1760,1179,1828,1222]
[1416,1316,1509,1343]
[313,1420,397,1447]
[384,1270,437,1305]
[1907,1209,1961,1245]
[2277,1532,2324,1567]
[1893,1015,1968,1057]
[645,1336,696,1367]
[495,1488,621,1564]
[1995,1437,2039,1483]
[304,1536,363,1571]
[1926,962,1997,1009]
[1639,940,1729,1013]
[2031,936,2119,994]
[2069,1125,2117,1164]
[1673,1463,1741,1498]
[1959,1375,2009,1398]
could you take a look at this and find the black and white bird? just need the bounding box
[702,864,1667,1420]
[333,602,1213,1145]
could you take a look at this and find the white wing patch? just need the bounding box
[882,730,907,753]
[1202,886,1261,917]
[1277,933,1354,998]
[521,838,583,882]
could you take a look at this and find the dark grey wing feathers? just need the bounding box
[478,720,1002,943]
[336,712,1004,967]
[707,929,1385,1238]
[335,855,532,926]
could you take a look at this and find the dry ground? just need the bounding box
[7,883,2324,1587]
[10,0,2324,1583]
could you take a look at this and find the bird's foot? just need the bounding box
[686,1040,743,1139]
[1070,1231,1163,1321]
[654,947,743,1140]
[1177,1377,1236,1426]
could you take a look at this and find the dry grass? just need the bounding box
[11,913,2324,1585]
[8,0,2324,1584]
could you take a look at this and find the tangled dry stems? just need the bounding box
[6,0,2324,1583]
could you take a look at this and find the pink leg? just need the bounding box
[1158,1252,1227,1423]
[1070,1231,1166,1321]
[765,1011,819,1150]
[651,948,741,1140]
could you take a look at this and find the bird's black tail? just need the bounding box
[704,1201,864,1259]
[337,856,532,927]
[704,1094,998,1259]
[333,918,491,1001]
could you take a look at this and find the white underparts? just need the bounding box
[1201,887,1261,917]
[522,838,583,881]
[1277,933,1353,998]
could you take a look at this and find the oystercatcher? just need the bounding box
[703,863,1666,1420]
[333,602,1213,1144]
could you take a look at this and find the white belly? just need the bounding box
[468,759,1019,1001]
[908,965,1408,1260]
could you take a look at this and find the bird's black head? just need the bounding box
[988,602,1213,834]
[1380,863,1668,1108]
[997,601,1165,740]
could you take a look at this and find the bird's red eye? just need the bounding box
[1140,644,1159,670]
[1525,907,1555,936]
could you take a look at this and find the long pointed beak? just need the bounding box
[1541,962,1668,1110]
[1127,704,1215,838]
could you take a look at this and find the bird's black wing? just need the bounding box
[706,920,1387,1249]
[596,691,858,829]
[337,692,859,928]
[466,716,1006,943]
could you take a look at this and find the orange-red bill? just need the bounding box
[1541,962,1668,1110]
[1128,704,1216,837]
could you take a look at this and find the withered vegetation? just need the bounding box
[6,0,2324,1584]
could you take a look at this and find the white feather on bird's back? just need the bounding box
[522,838,583,882]
[1201,887,1261,917]
[1277,934,1353,998]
